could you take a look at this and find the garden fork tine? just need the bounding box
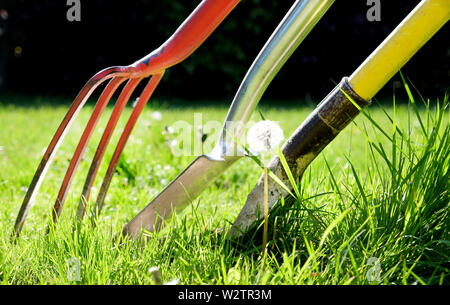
[13,67,128,238]
[13,0,242,238]
[51,77,142,224]
[77,73,164,220]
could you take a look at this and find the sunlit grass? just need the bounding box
[0,84,448,284]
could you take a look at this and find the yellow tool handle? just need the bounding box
[349,0,450,101]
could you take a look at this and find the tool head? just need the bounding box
[122,154,240,239]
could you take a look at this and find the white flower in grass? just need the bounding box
[164,278,180,285]
[162,125,175,135]
[132,97,139,108]
[169,139,178,147]
[247,120,284,257]
[247,120,284,155]
[151,111,162,121]
[149,266,162,284]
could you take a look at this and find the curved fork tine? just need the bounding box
[12,66,127,238]
[51,77,143,224]
[75,75,153,219]
[50,77,127,222]
[90,72,164,223]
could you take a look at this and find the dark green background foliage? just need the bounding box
[0,0,448,100]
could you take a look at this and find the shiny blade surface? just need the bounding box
[122,154,240,238]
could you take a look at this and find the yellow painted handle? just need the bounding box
[349,0,450,101]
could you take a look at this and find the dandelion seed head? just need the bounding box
[151,111,162,121]
[164,278,180,285]
[132,97,139,108]
[247,120,284,154]
[149,266,162,285]
[163,125,175,135]
[148,266,160,274]
[163,165,173,172]
[169,139,178,147]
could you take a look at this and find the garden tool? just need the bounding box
[229,0,450,237]
[13,0,335,239]
[122,0,336,239]
[12,0,243,238]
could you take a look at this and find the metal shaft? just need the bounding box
[215,0,335,157]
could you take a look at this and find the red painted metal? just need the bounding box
[13,0,241,238]
[133,0,241,75]
[52,78,141,223]
[89,73,164,222]
[13,67,127,237]
[77,73,163,219]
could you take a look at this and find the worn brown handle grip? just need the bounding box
[282,77,370,173]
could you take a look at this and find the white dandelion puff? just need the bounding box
[163,165,173,172]
[162,125,175,135]
[149,266,162,285]
[151,111,163,121]
[164,278,180,285]
[169,139,178,147]
[247,120,284,154]
[246,120,284,257]
[132,97,139,108]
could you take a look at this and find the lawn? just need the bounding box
[0,89,448,284]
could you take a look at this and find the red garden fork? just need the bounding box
[12,0,241,238]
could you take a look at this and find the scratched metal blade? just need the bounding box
[122,154,240,238]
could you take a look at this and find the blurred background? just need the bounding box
[0,0,448,103]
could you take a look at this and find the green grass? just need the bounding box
[0,83,448,285]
